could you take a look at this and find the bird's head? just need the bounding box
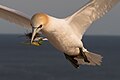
[30,13,49,43]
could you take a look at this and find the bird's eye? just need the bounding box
[37,25,42,29]
[30,23,33,26]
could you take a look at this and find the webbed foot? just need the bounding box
[64,53,79,68]
[79,48,90,63]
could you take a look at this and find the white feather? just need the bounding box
[66,0,120,38]
[0,5,31,29]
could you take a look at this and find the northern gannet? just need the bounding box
[0,0,119,68]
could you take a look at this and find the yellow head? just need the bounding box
[30,13,49,43]
[31,13,49,27]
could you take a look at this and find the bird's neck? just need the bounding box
[42,17,59,33]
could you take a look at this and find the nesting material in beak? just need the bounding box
[24,32,44,46]
[25,33,40,40]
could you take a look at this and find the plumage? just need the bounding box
[0,0,119,68]
[66,0,119,39]
[0,5,31,28]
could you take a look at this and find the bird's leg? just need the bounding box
[79,48,90,63]
[64,53,79,68]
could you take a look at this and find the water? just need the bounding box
[0,34,120,80]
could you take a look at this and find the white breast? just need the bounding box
[42,17,82,55]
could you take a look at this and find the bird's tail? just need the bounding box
[75,51,103,66]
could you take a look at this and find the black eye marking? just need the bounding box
[37,25,42,29]
[30,23,32,26]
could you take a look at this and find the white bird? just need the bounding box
[0,0,119,68]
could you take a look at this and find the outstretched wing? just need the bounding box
[66,0,119,39]
[0,5,31,29]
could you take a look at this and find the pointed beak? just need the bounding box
[31,24,43,43]
[31,27,42,43]
[31,28,37,43]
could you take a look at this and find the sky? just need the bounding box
[0,0,120,35]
